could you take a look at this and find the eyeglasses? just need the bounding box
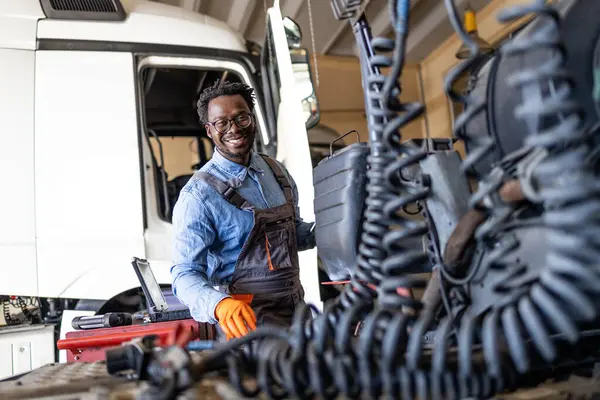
[207,113,253,134]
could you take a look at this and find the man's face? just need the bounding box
[205,94,255,163]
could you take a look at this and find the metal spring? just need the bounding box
[366,0,429,313]
[443,4,495,179]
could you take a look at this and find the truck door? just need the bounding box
[261,0,322,310]
[0,49,37,297]
[34,51,146,299]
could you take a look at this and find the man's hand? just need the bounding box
[214,298,257,340]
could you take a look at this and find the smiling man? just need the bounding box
[171,81,316,341]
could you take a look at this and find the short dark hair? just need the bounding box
[197,81,256,123]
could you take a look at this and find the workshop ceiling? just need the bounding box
[153,0,490,62]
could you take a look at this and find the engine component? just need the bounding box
[105,335,156,379]
[452,0,600,376]
[419,149,471,267]
[108,338,199,400]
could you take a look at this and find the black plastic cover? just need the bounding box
[40,0,127,21]
[313,143,369,281]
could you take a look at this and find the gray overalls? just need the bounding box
[196,155,305,337]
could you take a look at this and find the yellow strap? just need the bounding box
[465,8,477,33]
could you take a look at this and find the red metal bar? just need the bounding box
[57,319,203,363]
[57,327,177,352]
[57,320,201,353]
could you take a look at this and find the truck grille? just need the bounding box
[40,0,126,21]
[49,0,118,13]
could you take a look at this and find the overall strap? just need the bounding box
[260,155,294,205]
[195,172,253,210]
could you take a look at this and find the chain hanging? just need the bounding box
[307,0,320,87]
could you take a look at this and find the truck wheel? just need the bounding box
[75,289,143,315]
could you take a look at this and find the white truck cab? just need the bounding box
[0,0,322,315]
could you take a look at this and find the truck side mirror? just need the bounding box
[283,17,302,49]
[290,48,320,130]
[280,16,320,130]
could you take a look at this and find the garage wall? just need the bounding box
[311,0,537,146]
[310,54,424,144]
[419,0,536,140]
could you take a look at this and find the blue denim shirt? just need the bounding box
[171,150,316,324]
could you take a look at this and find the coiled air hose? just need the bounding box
[453,0,600,375]
[187,1,600,399]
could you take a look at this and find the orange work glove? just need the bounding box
[214,298,257,340]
